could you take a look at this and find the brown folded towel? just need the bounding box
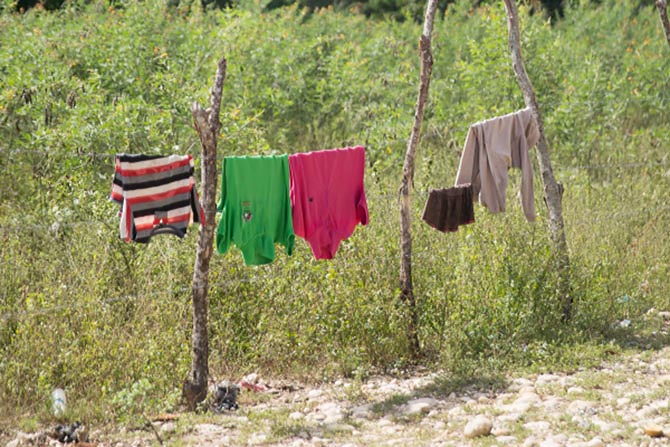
[422,184,475,233]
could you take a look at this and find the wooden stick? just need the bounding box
[399,0,439,356]
[183,57,227,410]
[657,0,670,47]
[502,0,572,319]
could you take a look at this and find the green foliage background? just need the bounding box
[0,0,669,421]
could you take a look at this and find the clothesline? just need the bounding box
[2,203,668,235]
[2,147,670,171]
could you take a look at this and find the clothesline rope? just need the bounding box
[2,147,670,171]
[1,202,669,234]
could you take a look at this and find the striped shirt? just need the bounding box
[111,154,205,243]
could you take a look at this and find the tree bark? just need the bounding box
[399,0,439,357]
[502,0,572,319]
[657,0,670,48]
[182,57,227,410]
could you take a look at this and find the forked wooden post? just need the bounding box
[399,0,439,356]
[182,57,227,410]
[502,0,572,319]
[657,0,670,47]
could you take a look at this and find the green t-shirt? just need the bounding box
[216,154,295,266]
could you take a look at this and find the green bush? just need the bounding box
[0,0,668,422]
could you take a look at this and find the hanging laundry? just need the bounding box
[289,146,369,260]
[216,155,294,266]
[422,184,475,233]
[455,107,539,222]
[110,154,204,243]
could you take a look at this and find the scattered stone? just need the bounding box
[159,422,177,434]
[617,397,631,407]
[568,400,596,414]
[351,404,373,420]
[492,426,512,436]
[567,386,584,395]
[538,440,561,447]
[659,311,670,320]
[585,437,605,447]
[403,398,438,416]
[463,415,492,438]
[433,420,446,430]
[496,435,518,444]
[289,411,305,420]
[309,402,344,424]
[523,421,551,432]
[307,389,324,400]
[248,432,268,445]
[515,392,541,405]
[643,424,663,437]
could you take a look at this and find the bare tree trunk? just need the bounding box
[399,0,439,357]
[182,57,227,410]
[657,0,670,47]
[502,0,572,320]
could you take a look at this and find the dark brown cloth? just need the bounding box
[422,184,475,233]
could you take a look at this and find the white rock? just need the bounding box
[6,440,20,447]
[351,404,373,420]
[504,402,532,415]
[242,372,259,383]
[404,398,438,416]
[659,311,670,320]
[617,397,631,407]
[523,437,539,447]
[567,386,584,395]
[651,400,669,410]
[497,435,518,444]
[307,389,323,399]
[498,412,524,422]
[195,424,226,436]
[516,392,541,405]
[160,422,177,433]
[248,433,268,445]
[585,437,605,447]
[568,400,596,413]
[571,415,590,429]
[433,421,446,430]
[636,406,657,419]
[463,415,492,438]
[524,421,551,432]
[289,411,305,420]
[492,426,512,436]
[539,440,562,447]
[536,374,561,386]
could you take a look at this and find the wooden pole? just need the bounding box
[399,0,439,356]
[502,0,572,320]
[657,0,670,47]
[182,57,227,410]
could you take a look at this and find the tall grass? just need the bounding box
[0,0,668,421]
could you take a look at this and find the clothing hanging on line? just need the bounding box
[216,154,294,266]
[110,153,205,243]
[455,107,539,222]
[422,184,475,233]
[289,146,369,260]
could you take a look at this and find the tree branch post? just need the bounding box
[657,0,670,48]
[502,0,572,319]
[182,57,227,410]
[399,0,439,357]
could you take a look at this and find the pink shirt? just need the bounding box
[289,146,369,259]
